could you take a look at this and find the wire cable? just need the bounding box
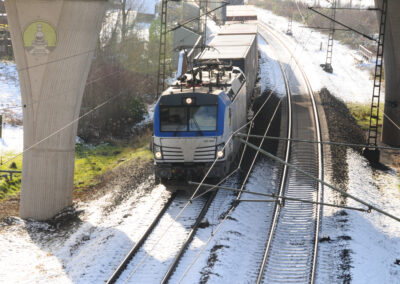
[125,8,324,280]
[177,13,332,281]
[124,17,318,281]
[235,133,400,151]
[0,60,139,167]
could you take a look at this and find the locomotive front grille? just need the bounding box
[162,145,184,161]
[194,145,216,161]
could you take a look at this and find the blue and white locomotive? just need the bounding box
[151,24,258,182]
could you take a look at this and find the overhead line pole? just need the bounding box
[321,0,336,73]
[156,0,170,99]
[363,0,388,163]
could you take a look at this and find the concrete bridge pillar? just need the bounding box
[5,0,108,220]
[377,0,400,146]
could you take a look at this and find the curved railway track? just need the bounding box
[106,21,323,284]
[257,21,323,283]
[106,189,217,284]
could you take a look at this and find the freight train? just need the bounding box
[151,24,258,183]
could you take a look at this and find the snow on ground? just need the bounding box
[257,8,376,103]
[317,150,400,283]
[0,5,399,284]
[345,150,400,283]
[259,8,400,282]
[0,181,172,283]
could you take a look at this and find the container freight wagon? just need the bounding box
[196,27,258,103]
[226,5,258,22]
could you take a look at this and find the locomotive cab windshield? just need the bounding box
[160,103,218,133]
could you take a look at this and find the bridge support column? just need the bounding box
[5,0,108,220]
[378,0,400,146]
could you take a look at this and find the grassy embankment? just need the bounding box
[347,103,384,133]
[347,103,400,191]
[0,130,152,200]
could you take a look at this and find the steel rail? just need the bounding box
[257,21,323,284]
[107,190,217,284]
[106,192,178,284]
[256,29,293,284]
[160,190,217,283]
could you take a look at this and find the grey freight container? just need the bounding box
[197,33,258,102]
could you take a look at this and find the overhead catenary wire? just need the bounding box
[238,137,400,223]
[178,21,320,282]
[238,99,282,192]
[123,7,325,280]
[0,45,146,167]
[14,4,111,73]
[1,85,128,167]
[178,16,396,280]
[171,13,323,280]
[179,9,334,281]
[0,66,130,113]
[0,1,222,114]
[190,96,283,202]
[2,7,306,282]
[234,133,400,151]
[122,35,297,284]
[0,8,144,113]
[178,6,400,281]
[2,4,333,282]
[188,182,369,213]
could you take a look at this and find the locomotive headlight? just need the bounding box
[216,144,225,159]
[155,151,162,159]
[186,98,193,105]
[154,145,162,160]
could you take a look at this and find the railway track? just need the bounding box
[107,21,323,283]
[257,21,323,283]
[106,189,217,284]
